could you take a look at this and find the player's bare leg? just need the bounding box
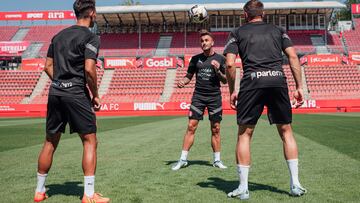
[276,124,307,196]
[79,133,109,202]
[80,133,97,176]
[38,133,62,174]
[210,121,227,168]
[35,133,61,202]
[182,119,199,151]
[276,124,298,160]
[210,121,221,152]
[172,119,199,170]
[228,125,254,200]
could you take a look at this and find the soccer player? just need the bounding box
[172,30,228,171]
[224,0,307,200]
[34,1,110,203]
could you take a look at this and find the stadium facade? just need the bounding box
[0,1,360,117]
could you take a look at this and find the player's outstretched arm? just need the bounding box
[284,46,304,108]
[225,53,237,109]
[85,58,101,111]
[44,57,54,80]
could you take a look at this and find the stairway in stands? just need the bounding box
[25,72,50,104]
[159,68,177,102]
[154,35,173,56]
[99,69,115,98]
[311,35,329,54]
[22,42,43,58]
[11,27,29,41]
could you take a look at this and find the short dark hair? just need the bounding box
[199,29,214,40]
[73,0,96,19]
[243,0,264,19]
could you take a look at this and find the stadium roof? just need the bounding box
[96,1,346,26]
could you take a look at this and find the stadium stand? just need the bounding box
[100,33,159,57]
[327,33,344,53]
[2,2,360,110]
[100,68,167,103]
[343,18,360,52]
[23,25,69,55]
[0,26,19,41]
[31,69,104,104]
[305,65,360,100]
[0,70,41,104]
[169,32,228,55]
[287,30,317,53]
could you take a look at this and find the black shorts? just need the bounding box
[189,94,222,122]
[237,87,292,125]
[46,95,97,135]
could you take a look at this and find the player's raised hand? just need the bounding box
[292,88,304,108]
[230,92,238,110]
[177,79,185,88]
[211,60,220,72]
[92,96,101,111]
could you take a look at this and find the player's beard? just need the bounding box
[202,44,211,51]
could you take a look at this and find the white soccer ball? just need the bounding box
[189,5,208,23]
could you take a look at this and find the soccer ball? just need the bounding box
[189,5,208,23]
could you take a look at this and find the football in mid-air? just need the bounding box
[188,5,208,23]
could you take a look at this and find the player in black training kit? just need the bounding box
[172,30,228,171]
[34,1,110,203]
[224,0,307,200]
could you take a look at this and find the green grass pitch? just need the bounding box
[0,114,359,202]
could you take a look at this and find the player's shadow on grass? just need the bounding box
[165,160,213,167]
[47,181,83,199]
[197,177,289,195]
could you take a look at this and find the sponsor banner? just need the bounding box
[0,11,75,21]
[291,100,317,108]
[184,55,242,68]
[352,4,360,14]
[0,41,30,56]
[307,54,342,66]
[134,103,166,111]
[21,58,46,70]
[0,104,45,111]
[1,100,360,115]
[349,52,360,64]
[143,57,176,68]
[104,58,137,69]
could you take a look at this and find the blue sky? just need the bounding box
[0,0,328,11]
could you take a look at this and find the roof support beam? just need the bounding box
[173,11,177,24]
[102,14,109,25]
[161,12,166,24]
[131,13,137,25]
[116,14,123,25]
[146,12,151,24]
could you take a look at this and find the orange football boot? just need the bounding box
[81,193,110,203]
[34,192,48,202]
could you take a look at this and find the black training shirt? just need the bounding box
[186,53,226,96]
[223,22,293,91]
[47,25,100,97]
